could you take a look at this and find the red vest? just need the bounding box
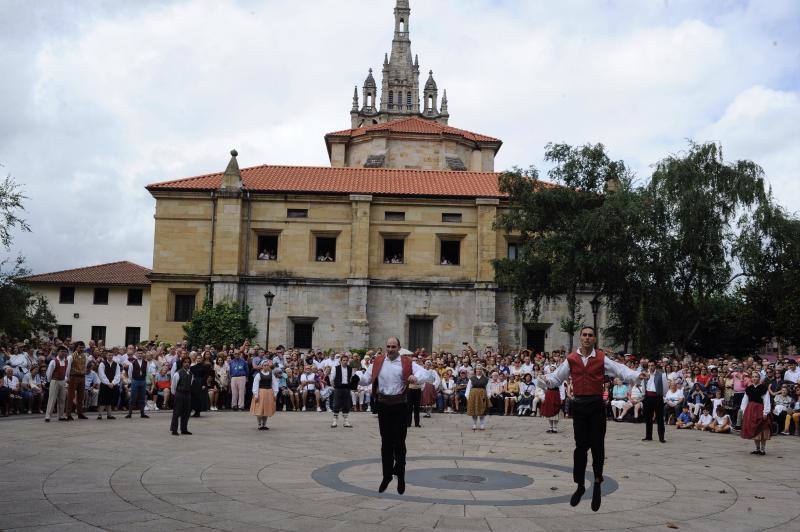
[568,350,605,396]
[371,354,412,395]
[52,358,67,381]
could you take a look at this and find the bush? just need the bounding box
[183,299,258,349]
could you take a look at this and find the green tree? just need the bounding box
[183,298,258,349]
[0,174,30,249]
[494,143,634,351]
[1,257,57,337]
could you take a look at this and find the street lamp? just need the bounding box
[264,291,275,350]
[590,295,601,343]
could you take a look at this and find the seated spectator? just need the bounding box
[440,369,456,413]
[710,405,732,433]
[84,362,100,412]
[22,364,44,414]
[610,377,628,420]
[1,366,21,416]
[619,382,644,421]
[454,370,469,412]
[517,374,535,416]
[300,365,321,412]
[676,405,694,429]
[154,366,172,409]
[504,374,520,415]
[285,368,301,412]
[664,382,685,425]
[695,407,714,431]
[781,387,800,435]
[688,383,706,418]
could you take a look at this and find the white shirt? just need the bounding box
[252,370,280,395]
[664,388,684,403]
[544,349,640,388]
[646,371,670,393]
[713,414,730,425]
[98,361,121,386]
[698,413,713,425]
[3,375,19,391]
[783,368,800,385]
[300,372,316,391]
[46,357,69,381]
[357,355,431,395]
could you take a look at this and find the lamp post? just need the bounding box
[590,295,601,343]
[264,291,275,350]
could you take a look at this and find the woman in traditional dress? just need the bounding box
[740,372,771,455]
[421,359,438,418]
[466,365,490,431]
[517,373,535,416]
[250,360,279,430]
[540,365,563,433]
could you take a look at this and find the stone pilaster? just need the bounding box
[474,197,499,349]
[347,195,372,348]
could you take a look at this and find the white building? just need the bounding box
[19,261,151,346]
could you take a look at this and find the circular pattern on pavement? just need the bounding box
[311,455,619,505]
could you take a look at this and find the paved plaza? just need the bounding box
[3,411,799,532]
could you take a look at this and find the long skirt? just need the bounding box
[540,388,562,418]
[467,388,489,417]
[250,388,276,417]
[98,384,118,406]
[741,402,771,440]
[421,382,437,407]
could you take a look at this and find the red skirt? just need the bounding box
[740,402,771,440]
[421,382,436,407]
[540,388,562,418]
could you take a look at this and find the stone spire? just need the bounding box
[351,86,359,111]
[440,89,449,116]
[221,149,242,190]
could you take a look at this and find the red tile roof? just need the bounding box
[326,116,501,144]
[18,261,151,287]
[147,165,509,198]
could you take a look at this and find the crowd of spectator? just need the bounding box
[1,334,799,437]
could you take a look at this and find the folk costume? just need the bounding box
[331,362,357,428]
[44,354,68,422]
[170,366,194,435]
[65,350,88,419]
[740,383,772,454]
[97,359,120,419]
[466,373,489,430]
[643,369,670,442]
[126,356,149,418]
[250,369,279,430]
[540,382,563,433]
[356,352,432,494]
[542,349,641,512]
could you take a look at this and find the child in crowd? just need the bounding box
[676,405,694,429]
[710,405,732,433]
[695,407,714,431]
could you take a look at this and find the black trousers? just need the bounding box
[378,401,409,480]
[406,388,421,427]
[571,396,606,484]
[643,395,665,440]
[170,392,191,433]
[332,388,352,414]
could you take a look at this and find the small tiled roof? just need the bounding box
[18,261,151,287]
[147,165,509,198]
[326,116,501,144]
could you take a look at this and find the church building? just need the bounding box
[146,0,605,353]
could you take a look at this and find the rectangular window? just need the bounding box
[294,322,313,349]
[91,326,107,343]
[383,238,405,264]
[408,318,434,353]
[125,327,141,346]
[127,288,143,306]
[59,286,75,304]
[442,212,462,223]
[257,234,279,260]
[440,240,461,265]
[287,208,308,218]
[93,287,109,305]
[315,236,337,262]
[385,211,405,221]
[507,243,519,260]
[57,324,72,340]
[174,294,196,322]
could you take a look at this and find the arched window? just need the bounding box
[407,92,412,108]
[399,19,405,33]
[428,96,433,110]
[367,92,373,108]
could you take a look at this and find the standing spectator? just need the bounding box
[406,370,422,428]
[125,349,149,419]
[65,344,89,420]
[97,351,120,420]
[228,351,248,411]
[421,360,438,418]
[44,347,68,422]
[642,360,668,443]
[330,353,356,428]
[170,357,193,436]
[214,356,229,410]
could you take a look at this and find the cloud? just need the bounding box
[0,0,798,273]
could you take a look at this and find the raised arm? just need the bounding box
[542,360,571,388]
[410,362,432,384]
[604,358,642,384]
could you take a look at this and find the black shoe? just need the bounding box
[750,450,760,454]
[397,475,405,494]
[759,450,765,455]
[591,482,602,512]
[192,413,200,418]
[171,431,179,436]
[140,414,150,419]
[65,415,74,421]
[181,431,192,435]
[44,418,50,422]
[77,414,88,420]
[232,406,239,411]
[97,415,102,420]
[378,477,392,493]
[423,414,431,418]
[258,426,265,431]
[641,437,652,441]
[58,418,67,422]
[107,415,116,420]
[659,438,666,443]
[125,413,132,418]
[415,424,422,428]
[570,485,585,507]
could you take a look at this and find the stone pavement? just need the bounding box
[2,410,799,532]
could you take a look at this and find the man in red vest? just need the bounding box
[540,326,646,512]
[356,336,432,495]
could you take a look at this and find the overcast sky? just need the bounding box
[2,0,798,274]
